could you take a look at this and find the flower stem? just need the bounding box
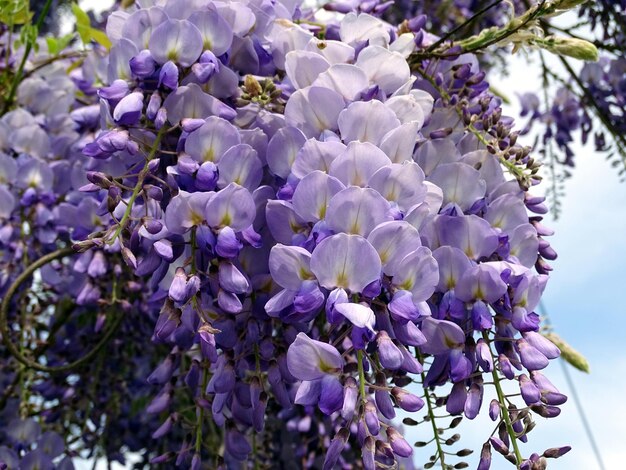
[357,349,367,403]
[420,371,446,468]
[108,126,167,245]
[483,332,523,468]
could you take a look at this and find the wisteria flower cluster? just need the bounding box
[0,1,581,469]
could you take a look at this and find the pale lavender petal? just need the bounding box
[284,86,344,138]
[380,122,420,163]
[269,244,313,291]
[338,100,400,146]
[356,45,409,95]
[287,333,343,381]
[310,233,381,293]
[285,51,330,89]
[329,141,390,187]
[367,221,422,276]
[188,9,233,56]
[313,64,369,101]
[335,302,376,331]
[266,126,307,178]
[217,144,262,191]
[149,19,203,67]
[368,161,427,211]
[393,247,439,302]
[484,194,529,233]
[456,264,508,303]
[326,186,390,237]
[291,139,345,180]
[185,116,241,163]
[265,200,307,244]
[205,183,255,231]
[432,246,473,292]
[429,162,486,211]
[292,170,345,222]
[420,317,465,355]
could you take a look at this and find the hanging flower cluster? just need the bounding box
[0,1,573,469]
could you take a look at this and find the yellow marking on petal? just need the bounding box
[399,279,413,291]
[191,211,205,226]
[204,147,215,162]
[220,212,232,227]
[319,358,339,374]
[336,271,348,288]
[167,50,178,61]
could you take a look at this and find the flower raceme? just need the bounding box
[0,1,570,469]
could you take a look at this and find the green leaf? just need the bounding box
[543,332,591,373]
[46,33,74,56]
[71,3,111,50]
[72,3,92,44]
[88,26,111,50]
[0,0,32,25]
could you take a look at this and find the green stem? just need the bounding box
[1,0,54,115]
[107,126,167,244]
[482,332,523,468]
[195,367,209,454]
[420,370,446,468]
[0,247,124,373]
[357,349,367,403]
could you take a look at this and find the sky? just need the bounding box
[76,1,626,469]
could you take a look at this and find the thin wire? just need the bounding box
[539,300,606,470]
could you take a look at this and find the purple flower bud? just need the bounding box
[147,93,162,120]
[362,436,376,470]
[342,377,358,421]
[158,61,179,90]
[155,107,167,129]
[517,338,549,370]
[146,388,171,414]
[375,388,396,420]
[150,452,173,464]
[217,289,242,313]
[364,401,380,436]
[323,428,349,470]
[148,354,177,385]
[498,353,515,379]
[225,428,251,461]
[252,394,267,432]
[392,387,424,412]
[190,453,201,470]
[489,436,509,455]
[386,426,413,458]
[489,399,500,421]
[446,381,467,415]
[376,331,403,370]
[113,91,144,126]
[519,373,541,405]
[169,268,199,303]
[530,404,561,418]
[523,332,560,359]
[98,79,129,101]
[464,382,483,419]
[216,226,242,258]
[476,339,493,372]
[130,50,156,78]
[152,414,175,439]
[478,442,492,470]
[543,446,571,459]
[388,290,420,323]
